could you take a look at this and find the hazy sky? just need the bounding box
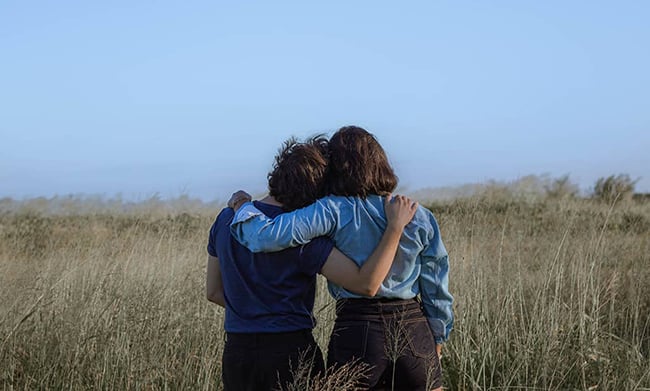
[2,0,649,200]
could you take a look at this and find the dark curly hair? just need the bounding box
[267,135,329,211]
[326,126,398,198]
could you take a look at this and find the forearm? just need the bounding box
[231,215,306,252]
[230,201,335,252]
[422,295,453,344]
[206,255,226,307]
[207,290,226,307]
[420,267,454,343]
[354,224,403,296]
[420,214,454,343]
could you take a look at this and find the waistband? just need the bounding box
[335,297,424,321]
[338,297,420,305]
[225,329,315,348]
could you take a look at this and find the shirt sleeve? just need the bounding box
[207,217,219,257]
[229,199,338,253]
[207,208,233,258]
[298,237,335,276]
[418,212,454,344]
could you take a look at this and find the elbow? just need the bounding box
[206,291,225,307]
[366,286,381,297]
[357,283,381,297]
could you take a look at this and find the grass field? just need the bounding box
[1,195,649,390]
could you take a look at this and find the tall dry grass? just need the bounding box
[1,212,223,389]
[1,195,649,390]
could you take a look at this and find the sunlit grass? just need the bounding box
[1,195,649,389]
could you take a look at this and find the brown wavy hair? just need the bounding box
[326,126,398,198]
[267,135,329,211]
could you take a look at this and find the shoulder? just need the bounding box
[211,208,234,235]
[316,195,353,207]
[410,205,441,237]
[253,201,284,218]
[415,205,437,224]
[308,195,356,216]
[208,207,234,256]
[317,194,382,210]
[216,207,235,224]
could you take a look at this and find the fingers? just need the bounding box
[391,194,418,210]
[385,194,418,227]
[384,194,417,210]
[227,190,252,209]
[384,193,393,207]
[398,196,418,223]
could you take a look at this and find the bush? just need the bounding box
[593,174,638,203]
[544,174,579,199]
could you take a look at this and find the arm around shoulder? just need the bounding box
[230,198,339,252]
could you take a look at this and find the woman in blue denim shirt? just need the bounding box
[230,126,452,390]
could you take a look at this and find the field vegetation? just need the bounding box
[1,181,649,389]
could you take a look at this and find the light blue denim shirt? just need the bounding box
[230,194,453,343]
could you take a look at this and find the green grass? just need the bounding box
[1,196,649,390]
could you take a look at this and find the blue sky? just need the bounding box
[1,0,649,200]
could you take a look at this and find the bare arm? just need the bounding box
[320,195,418,297]
[206,255,225,307]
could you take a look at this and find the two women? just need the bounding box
[230,126,453,390]
[206,136,419,390]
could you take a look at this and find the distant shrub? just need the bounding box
[544,174,579,199]
[593,174,638,203]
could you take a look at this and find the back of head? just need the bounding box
[327,126,398,198]
[267,135,329,211]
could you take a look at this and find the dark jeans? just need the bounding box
[327,298,442,391]
[222,329,325,391]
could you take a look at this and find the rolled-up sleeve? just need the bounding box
[230,200,338,253]
[418,215,454,344]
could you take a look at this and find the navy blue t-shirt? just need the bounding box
[207,201,334,333]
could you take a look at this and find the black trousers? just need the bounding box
[222,329,325,391]
[327,298,442,391]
